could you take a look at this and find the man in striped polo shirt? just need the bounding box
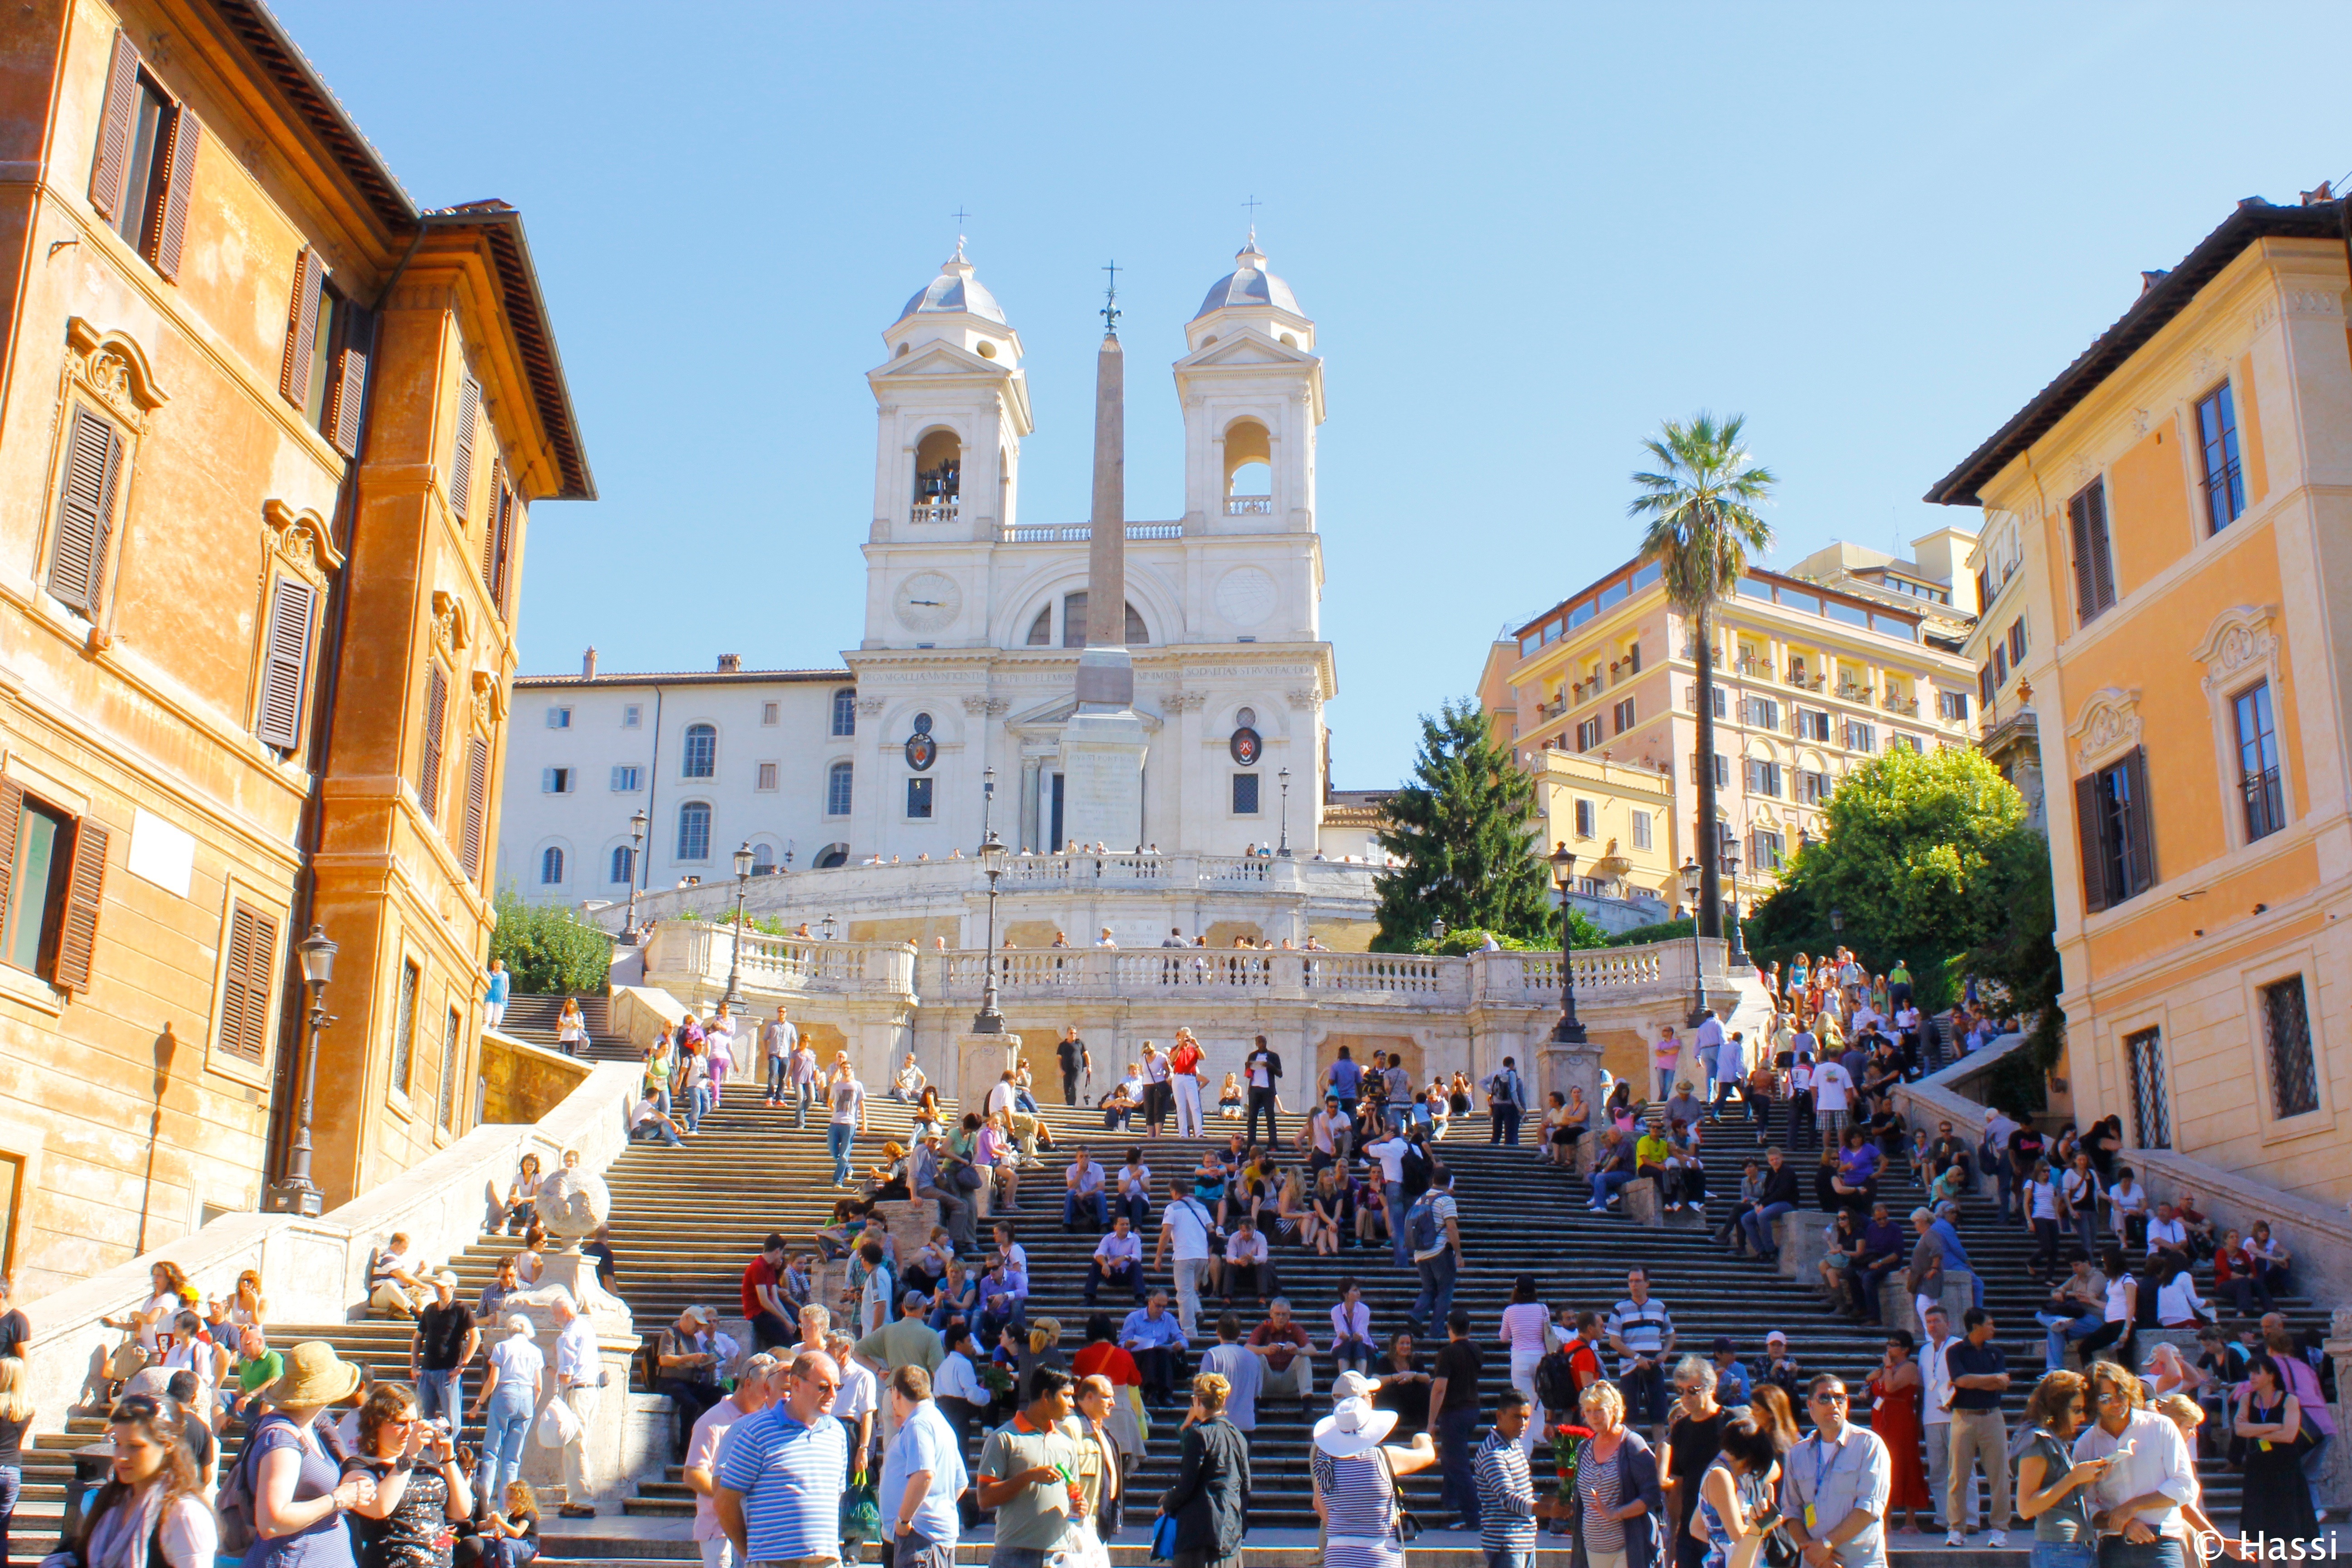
[1476,1390,1540,1568]
[715,1348,851,1568]
[1606,1268,1676,1431]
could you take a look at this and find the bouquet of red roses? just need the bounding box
[1549,1423,1595,1506]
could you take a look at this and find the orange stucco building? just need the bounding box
[1928,195,2352,1205]
[0,0,590,1291]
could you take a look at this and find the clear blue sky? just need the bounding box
[274,0,2347,788]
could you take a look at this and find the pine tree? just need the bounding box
[1371,698,1556,951]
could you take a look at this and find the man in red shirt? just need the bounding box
[1247,1297,1315,1403]
[740,1233,793,1351]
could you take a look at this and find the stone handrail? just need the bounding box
[641,924,916,997]
[15,1056,644,1421]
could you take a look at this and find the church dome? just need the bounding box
[897,243,1006,325]
[1193,235,1300,320]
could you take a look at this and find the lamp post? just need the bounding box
[822,913,838,943]
[1429,916,1447,946]
[1829,906,1843,937]
[1548,842,1586,1043]
[624,808,649,937]
[1277,766,1292,858]
[1720,844,1747,967]
[725,843,753,1008]
[973,766,1006,1034]
[1679,857,1709,1028]
[265,925,338,1216]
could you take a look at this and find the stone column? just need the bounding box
[956,1029,1022,1120]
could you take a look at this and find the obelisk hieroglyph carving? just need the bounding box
[1058,277,1149,850]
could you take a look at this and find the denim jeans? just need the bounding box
[766,1057,787,1099]
[476,1382,534,1502]
[1740,1201,1794,1256]
[2035,1309,2101,1369]
[794,1082,814,1129]
[1487,1552,1534,1568]
[1437,1404,1482,1529]
[1411,1249,1458,1333]
[0,1464,20,1568]
[1490,1105,1521,1145]
[1063,1189,1107,1230]
[415,1368,462,1424]
[2096,1537,2186,1568]
[2029,1541,2096,1568]
[1387,1181,1411,1266]
[688,1084,710,1132]
[827,1122,855,1183]
[1591,1169,1635,1207]
[1118,1192,1151,1229]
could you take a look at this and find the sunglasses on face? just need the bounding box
[1810,1391,1849,1405]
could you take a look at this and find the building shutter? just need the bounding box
[49,405,122,613]
[279,248,323,407]
[490,480,515,613]
[217,902,277,1063]
[451,377,479,520]
[2087,487,2116,616]
[326,304,370,457]
[459,737,489,878]
[0,776,22,917]
[2074,773,2109,915]
[150,103,200,280]
[2121,745,2155,897]
[2069,498,2099,626]
[55,814,109,992]
[480,461,503,593]
[419,663,448,822]
[89,30,141,220]
[255,574,316,750]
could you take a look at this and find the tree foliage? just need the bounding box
[1408,913,1607,957]
[490,888,615,995]
[1372,699,1558,951]
[1747,745,2048,1021]
[1630,412,1776,938]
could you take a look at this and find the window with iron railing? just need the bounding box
[2197,382,2246,534]
[2124,1026,2171,1149]
[2234,680,2285,841]
[2258,975,2319,1119]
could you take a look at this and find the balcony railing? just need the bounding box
[1001,522,1185,543]
[911,502,959,524]
[1224,495,1274,515]
[1882,694,1919,716]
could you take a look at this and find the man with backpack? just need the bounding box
[1405,1166,1464,1337]
[1485,1057,1526,1147]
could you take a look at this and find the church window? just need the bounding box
[1063,593,1088,647]
[676,801,711,861]
[1232,774,1260,815]
[609,845,634,885]
[756,762,779,792]
[1235,707,1257,729]
[913,429,960,521]
[827,761,854,817]
[1026,607,1052,646]
[1125,603,1148,645]
[681,723,716,778]
[906,777,933,819]
[539,846,564,885]
[831,688,856,736]
[751,842,779,875]
[1222,419,1273,514]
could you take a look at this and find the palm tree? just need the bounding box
[1629,412,1775,947]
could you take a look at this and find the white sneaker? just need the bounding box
[1988,1531,2007,1548]
[1944,1532,1964,1548]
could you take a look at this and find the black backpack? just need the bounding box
[1534,1347,1580,1412]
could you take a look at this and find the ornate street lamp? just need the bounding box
[974,766,1006,1034]
[624,808,649,936]
[822,913,838,943]
[725,843,754,1008]
[1829,906,1844,936]
[1277,766,1292,858]
[1679,857,1709,1027]
[1720,843,1747,966]
[265,925,338,1216]
[1548,842,1586,1044]
[1429,916,1448,945]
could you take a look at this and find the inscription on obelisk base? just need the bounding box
[1060,704,1147,850]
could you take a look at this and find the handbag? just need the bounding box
[1149,1512,1180,1563]
[952,1162,982,1192]
[1374,1447,1422,1542]
[838,1477,880,1544]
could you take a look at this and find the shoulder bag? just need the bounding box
[1373,1446,1422,1542]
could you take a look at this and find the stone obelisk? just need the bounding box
[1058,284,1149,851]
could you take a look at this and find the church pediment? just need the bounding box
[1174,327,1317,372]
[870,341,1005,380]
[1006,693,1165,733]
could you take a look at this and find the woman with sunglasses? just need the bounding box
[1660,1357,1726,1568]
[344,1382,475,1568]
[72,1394,215,1568]
[2015,1371,2108,1568]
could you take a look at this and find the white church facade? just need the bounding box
[497,238,1340,906]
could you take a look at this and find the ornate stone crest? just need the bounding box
[2068,687,2143,773]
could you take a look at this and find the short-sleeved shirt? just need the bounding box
[238,1349,286,1395]
[1654,1036,1681,1069]
[1411,1191,1457,1263]
[714,1405,850,1561]
[1813,1063,1852,1112]
[1329,1059,1362,1097]
[1162,1197,1215,1262]
[343,1454,451,1568]
[854,1316,944,1374]
[243,1416,352,1568]
[830,1078,864,1124]
[1434,1338,1483,1411]
[741,1255,780,1318]
[1607,1296,1675,1371]
[879,1401,966,1544]
[1780,1426,1892,1568]
[978,1417,1085,1549]
[685,1396,753,1539]
[416,1301,473,1371]
[1943,1339,2006,1411]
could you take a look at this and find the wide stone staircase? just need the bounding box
[6,1067,2332,1567]
[499,991,636,1060]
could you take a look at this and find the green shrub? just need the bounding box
[490,889,614,995]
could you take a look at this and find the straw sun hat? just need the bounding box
[263,1340,364,1407]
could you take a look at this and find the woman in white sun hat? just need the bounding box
[1312,1370,1437,1568]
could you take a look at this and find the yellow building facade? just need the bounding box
[0,0,589,1290]
[1478,542,1981,912]
[1927,196,2352,1204]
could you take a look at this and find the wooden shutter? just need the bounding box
[479,461,503,591]
[49,405,121,613]
[54,814,109,992]
[490,479,515,614]
[150,103,200,279]
[419,664,448,822]
[459,737,489,877]
[255,574,316,750]
[2088,487,2117,616]
[217,902,277,1063]
[2074,773,2109,915]
[326,304,370,457]
[450,377,479,520]
[0,776,22,919]
[2069,494,2099,626]
[279,248,323,407]
[89,31,141,220]
[2121,745,2155,898]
